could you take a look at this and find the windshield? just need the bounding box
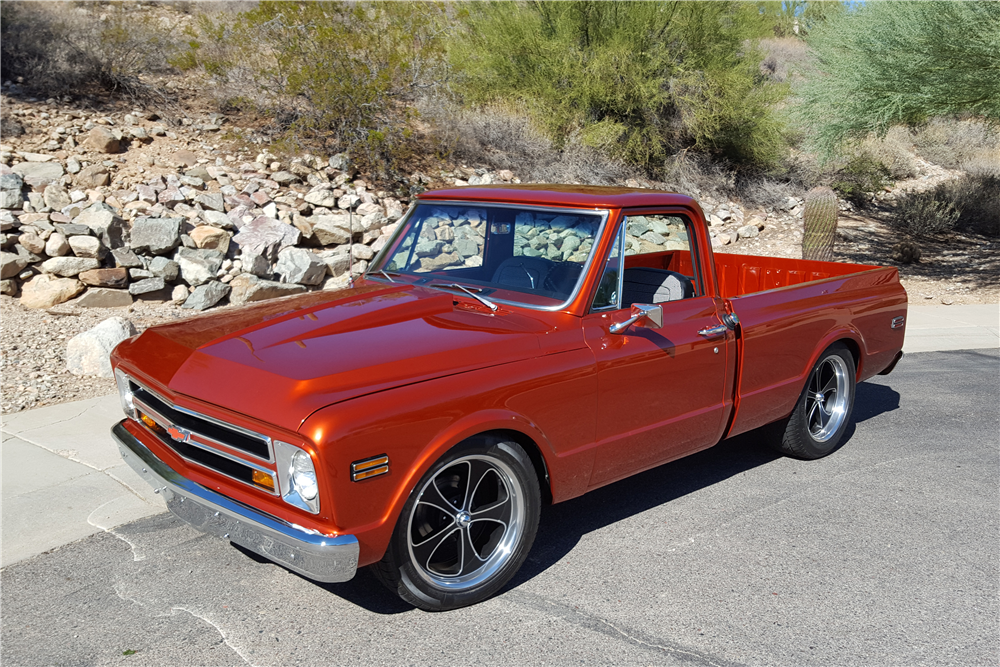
[371,202,607,309]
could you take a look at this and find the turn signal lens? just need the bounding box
[252,470,276,492]
[139,411,164,434]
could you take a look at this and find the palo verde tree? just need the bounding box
[796,0,1000,155]
[450,1,788,174]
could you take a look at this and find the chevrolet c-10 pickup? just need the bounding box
[111,185,907,610]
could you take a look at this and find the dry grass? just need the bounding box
[1,1,181,104]
[420,100,636,185]
[911,118,1000,171]
[759,37,811,84]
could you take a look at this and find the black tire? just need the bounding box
[372,435,541,611]
[772,343,856,460]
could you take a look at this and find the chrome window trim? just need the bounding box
[127,376,274,463]
[132,398,280,496]
[367,200,611,313]
[590,222,626,313]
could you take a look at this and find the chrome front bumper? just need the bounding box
[112,420,359,583]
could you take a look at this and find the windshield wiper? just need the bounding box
[370,269,400,283]
[430,283,499,312]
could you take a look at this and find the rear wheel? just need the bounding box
[773,343,856,459]
[373,435,540,611]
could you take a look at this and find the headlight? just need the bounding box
[291,450,319,501]
[114,367,136,419]
[274,441,320,514]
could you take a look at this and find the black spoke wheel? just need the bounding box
[373,436,540,611]
[772,343,856,460]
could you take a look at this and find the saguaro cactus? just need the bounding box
[802,186,838,261]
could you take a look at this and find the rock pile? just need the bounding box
[1,145,412,311]
[0,92,797,315]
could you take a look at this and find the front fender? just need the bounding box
[299,348,597,566]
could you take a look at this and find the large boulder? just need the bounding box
[304,189,338,208]
[75,203,128,248]
[175,247,224,286]
[79,267,128,288]
[72,288,133,308]
[43,185,72,211]
[189,225,230,253]
[84,126,120,153]
[68,235,107,259]
[232,216,300,263]
[182,280,230,311]
[195,192,225,212]
[74,165,111,189]
[66,317,137,377]
[20,274,85,309]
[0,250,29,279]
[45,232,71,257]
[11,161,64,186]
[148,256,179,282]
[228,274,306,306]
[39,256,101,276]
[0,173,24,209]
[275,247,326,285]
[130,217,182,254]
[311,215,352,245]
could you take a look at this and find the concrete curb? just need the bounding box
[1,303,996,568]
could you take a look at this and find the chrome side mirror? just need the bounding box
[609,303,663,334]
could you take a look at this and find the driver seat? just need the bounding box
[492,256,553,290]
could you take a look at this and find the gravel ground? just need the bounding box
[0,296,189,414]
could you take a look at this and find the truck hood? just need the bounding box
[114,281,583,432]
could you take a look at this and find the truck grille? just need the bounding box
[126,378,277,494]
[132,384,272,461]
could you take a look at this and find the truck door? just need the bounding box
[582,211,735,487]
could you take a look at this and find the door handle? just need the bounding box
[697,325,727,338]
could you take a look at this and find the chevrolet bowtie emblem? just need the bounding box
[166,425,190,443]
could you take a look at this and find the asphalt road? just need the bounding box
[2,349,997,667]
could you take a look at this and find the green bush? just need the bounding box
[182,1,447,177]
[831,154,891,208]
[448,1,787,174]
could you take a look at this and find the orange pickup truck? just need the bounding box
[111,185,907,610]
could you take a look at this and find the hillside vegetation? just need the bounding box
[2,0,998,238]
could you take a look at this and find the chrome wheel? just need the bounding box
[407,455,525,591]
[805,354,851,442]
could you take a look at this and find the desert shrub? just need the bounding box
[797,1,1000,156]
[893,173,1000,238]
[0,1,179,102]
[893,192,961,237]
[421,100,635,185]
[181,1,446,178]
[911,118,1000,171]
[449,1,787,174]
[831,153,891,208]
[936,173,1000,237]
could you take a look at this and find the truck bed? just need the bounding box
[625,249,908,439]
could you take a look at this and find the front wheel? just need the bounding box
[772,343,856,460]
[373,435,541,611]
